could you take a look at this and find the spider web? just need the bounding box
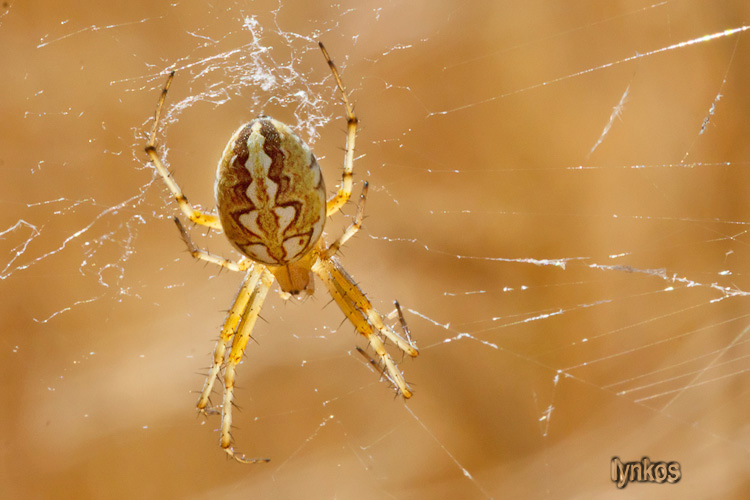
[3,0,750,498]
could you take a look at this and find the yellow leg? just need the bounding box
[145,71,222,229]
[320,256,418,358]
[220,267,274,463]
[322,182,368,259]
[319,42,358,217]
[196,267,262,414]
[174,217,251,272]
[312,256,417,398]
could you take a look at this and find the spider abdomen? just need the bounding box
[215,117,326,265]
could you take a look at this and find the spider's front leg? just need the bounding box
[145,71,222,230]
[319,42,358,217]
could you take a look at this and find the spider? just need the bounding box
[144,42,419,463]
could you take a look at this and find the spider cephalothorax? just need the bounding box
[144,43,418,463]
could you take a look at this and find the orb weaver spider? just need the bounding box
[144,42,419,463]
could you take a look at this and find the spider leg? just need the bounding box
[312,257,418,398]
[196,266,263,415]
[145,71,222,230]
[319,42,358,217]
[355,346,394,385]
[320,256,418,357]
[220,267,274,463]
[393,300,415,346]
[174,217,251,272]
[322,181,368,259]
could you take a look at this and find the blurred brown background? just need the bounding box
[2,1,750,498]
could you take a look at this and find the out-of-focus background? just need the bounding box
[2,1,750,498]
